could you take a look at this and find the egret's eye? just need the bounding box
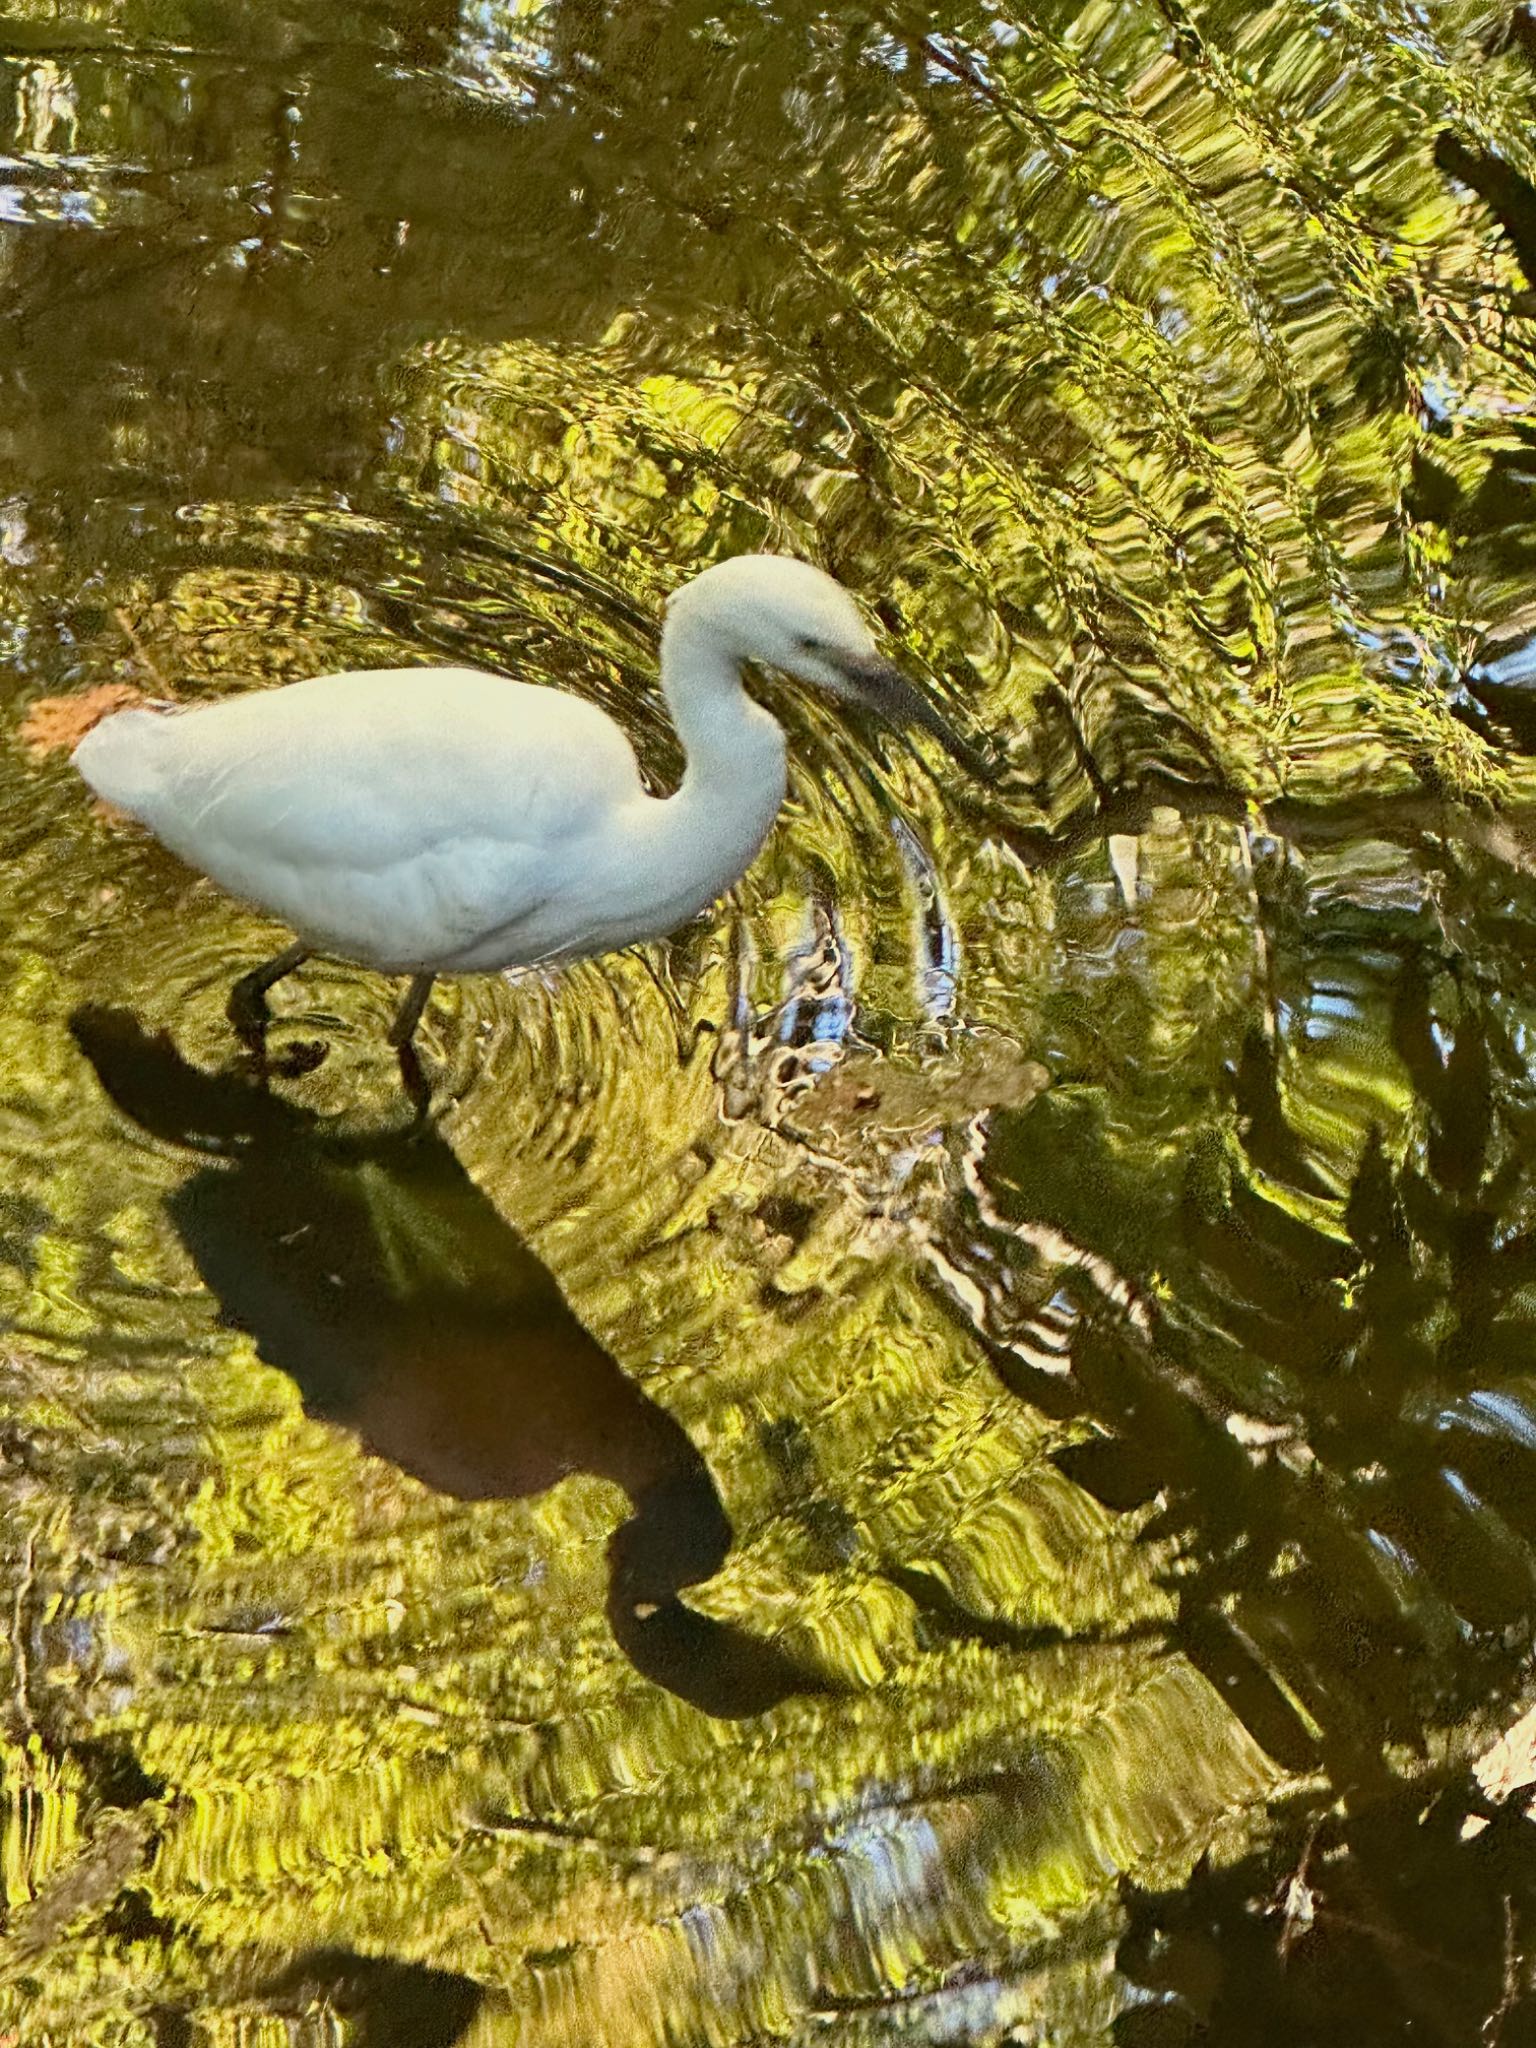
[798,635,830,655]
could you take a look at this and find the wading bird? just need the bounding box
[74,554,988,1074]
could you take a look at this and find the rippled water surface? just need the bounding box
[5,1,1536,2039]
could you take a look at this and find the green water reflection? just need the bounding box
[3,0,1536,2040]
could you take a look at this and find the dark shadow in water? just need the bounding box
[71,1006,827,1719]
[1114,1769,1536,2048]
[258,1948,484,2048]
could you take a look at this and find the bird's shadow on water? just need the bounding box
[70,1006,828,1720]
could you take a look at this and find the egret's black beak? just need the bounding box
[831,653,998,786]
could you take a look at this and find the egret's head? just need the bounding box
[666,553,994,781]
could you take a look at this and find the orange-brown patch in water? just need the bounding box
[20,682,156,821]
[19,681,148,760]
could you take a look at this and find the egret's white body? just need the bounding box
[73,553,980,1043]
[77,663,778,976]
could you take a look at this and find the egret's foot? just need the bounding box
[226,977,273,1058]
[271,1038,330,1080]
[226,941,311,1055]
[388,972,436,1051]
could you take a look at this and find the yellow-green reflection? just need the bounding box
[2,0,1536,2040]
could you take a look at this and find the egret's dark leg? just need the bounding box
[389,975,437,1125]
[227,941,310,1052]
[388,973,436,1050]
[396,1039,432,1124]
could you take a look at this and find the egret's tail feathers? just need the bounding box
[72,708,171,818]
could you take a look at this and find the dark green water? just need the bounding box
[3,1,1536,2040]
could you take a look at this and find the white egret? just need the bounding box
[73,553,990,1065]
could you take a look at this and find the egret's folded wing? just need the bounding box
[83,667,644,869]
[74,666,648,967]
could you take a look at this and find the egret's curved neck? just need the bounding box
[645,608,788,919]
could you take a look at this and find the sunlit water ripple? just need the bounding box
[3,1,1536,2041]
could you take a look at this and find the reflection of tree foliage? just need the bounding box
[3,0,1536,2037]
[1116,1777,1536,2045]
[951,835,1536,2032]
[4,0,1535,813]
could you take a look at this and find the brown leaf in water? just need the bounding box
[18,682,148,760]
